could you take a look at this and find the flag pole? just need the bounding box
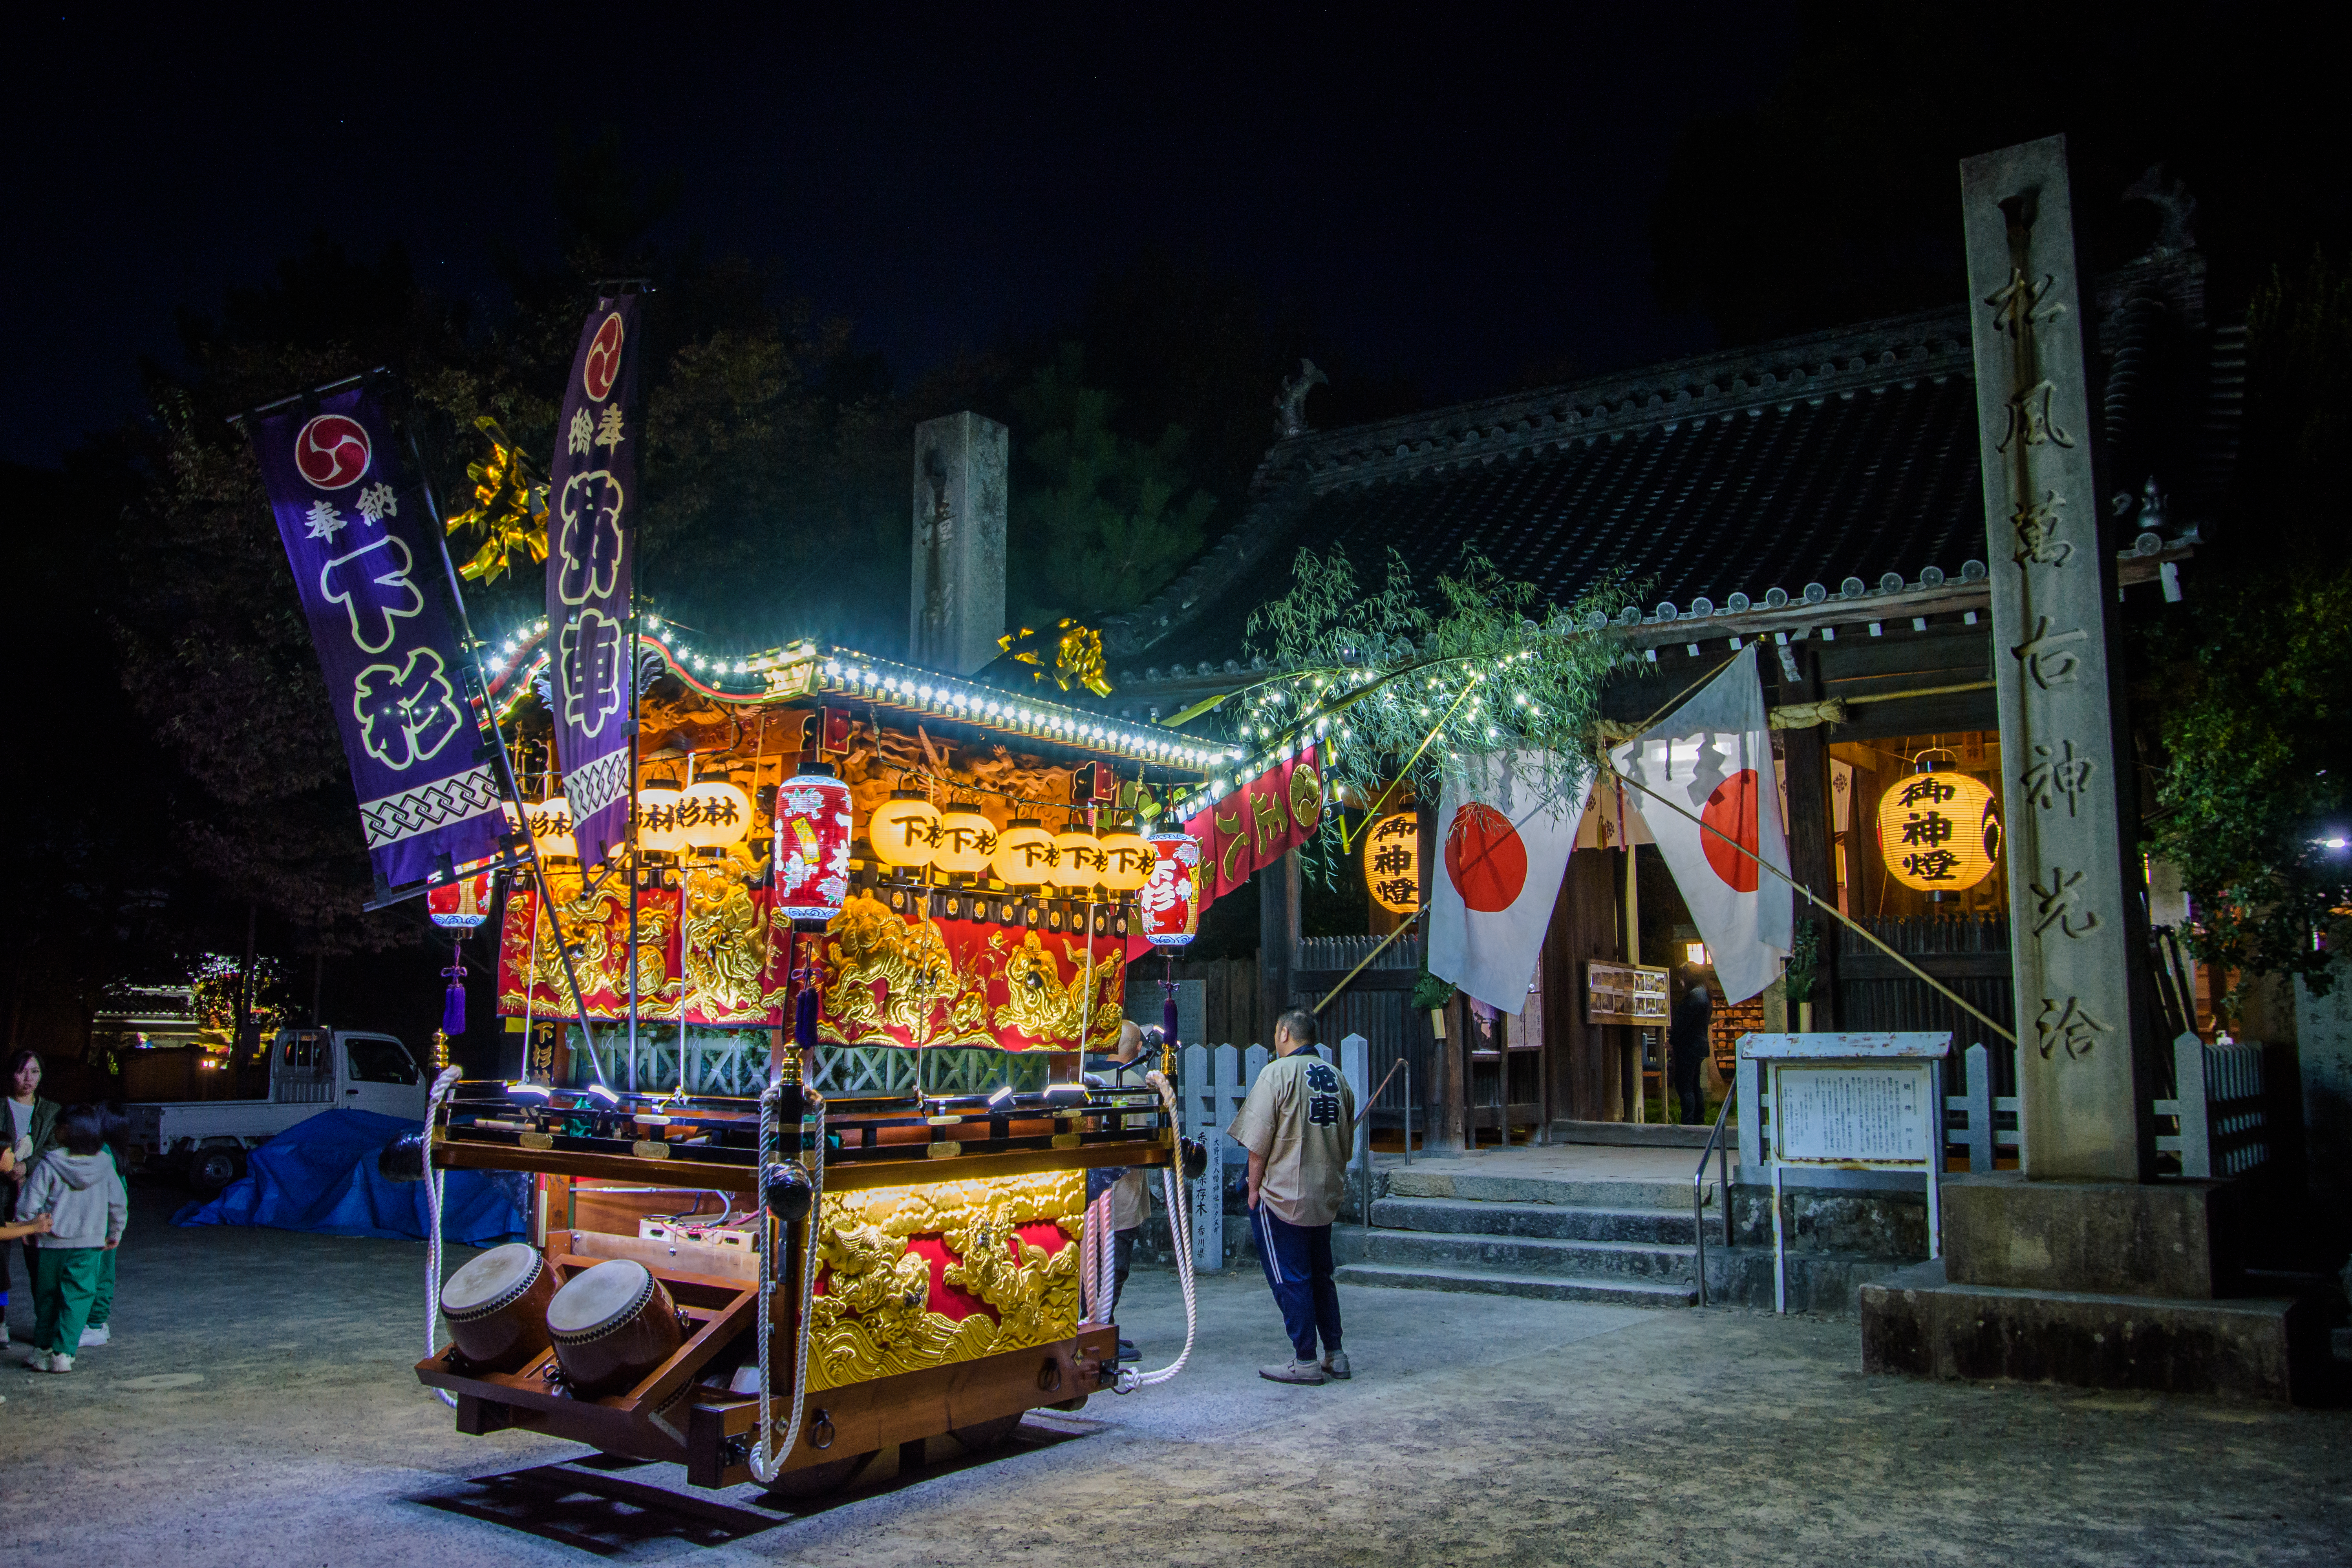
[405,421,613,1087]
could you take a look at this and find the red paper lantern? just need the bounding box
[426,870,497,929]
[1139,830,1202,947]
[774,769,853,924]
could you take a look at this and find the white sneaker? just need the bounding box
[1321,1350,1351,1380]
[79,1325,109,1347]
[35,1352,71,1373]
[0,1321,11,1347]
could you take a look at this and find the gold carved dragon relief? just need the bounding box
[679,860,788,1022]
[501,874,675,1010]
[805,1171,1085,1390]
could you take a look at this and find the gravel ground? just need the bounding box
[0,1186,2345,1566]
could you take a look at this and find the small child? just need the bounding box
[17,1106,126,1374]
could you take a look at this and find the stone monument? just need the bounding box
[910,411,1008,676]
[1859,137,2319,1402]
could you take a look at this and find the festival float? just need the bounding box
[406,637,1218,1491]
[234,290,1258,1494]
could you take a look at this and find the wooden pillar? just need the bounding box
[1258,849,1300,1047]
[1780,643,1840,1028]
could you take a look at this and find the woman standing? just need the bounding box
[3,1050,61,1350]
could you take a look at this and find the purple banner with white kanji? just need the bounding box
[249,386,504,887]
[545,294,642,870]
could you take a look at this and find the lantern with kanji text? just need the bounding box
[1363,810,1421,914]
[869,791,943,869]
[1140,830,1202,946]
[991,818,1057,886]
[774,767,854,923]
[1876,766,2000,892]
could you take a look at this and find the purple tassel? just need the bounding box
[1162,992,1179,1052]
[441,944,468,1038]
[795,981,819,1050]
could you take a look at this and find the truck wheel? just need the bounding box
[188,1146,244,1193]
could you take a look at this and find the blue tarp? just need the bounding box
[172,1108,528,1245]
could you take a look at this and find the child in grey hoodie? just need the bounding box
[18,1105,125,1373]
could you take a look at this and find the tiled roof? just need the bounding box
[1106,254,2233,681]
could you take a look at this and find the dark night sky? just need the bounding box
[5,5,1795,468]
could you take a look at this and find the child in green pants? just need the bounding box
[17,1106,125,1374]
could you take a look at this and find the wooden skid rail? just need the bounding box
[417,1255,759,1462]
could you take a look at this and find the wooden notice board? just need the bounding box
[1584,961,1668,1027]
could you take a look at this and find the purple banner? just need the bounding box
[545,294,642,870]
[249,386,504,887]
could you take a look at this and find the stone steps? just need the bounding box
[1353,1226,1697,1281]
[1373,1195,1697,1245]
[1334,1262,1698,1308]
[1384,1169,1707,1211]
[1340,1164,1714,1307]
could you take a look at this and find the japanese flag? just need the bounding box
[1427,751,1593,1015]
[1609,645,1791,1003]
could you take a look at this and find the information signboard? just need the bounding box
[1741,1032,1951,1312]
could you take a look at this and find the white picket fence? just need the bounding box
[1176,1035,1370,1270]
[1739,1032,2276,1180]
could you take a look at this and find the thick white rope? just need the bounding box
[748,1089,824,1486]
[422,1065,462,1407]
[1117,1070,1197,1392]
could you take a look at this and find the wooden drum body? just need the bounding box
[546,1259,684,1396]
[439,1242,556,1372]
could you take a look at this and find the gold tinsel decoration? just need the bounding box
[443,416,549,583]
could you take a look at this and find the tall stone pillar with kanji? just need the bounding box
[1961,135,2157,1182]
[909,412,1008,676]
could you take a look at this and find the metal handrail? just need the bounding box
[1691,1079,1736,1307]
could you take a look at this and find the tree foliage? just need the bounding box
[1008,346,1216,626]
[1221,546,1636,881]
[2151,253,2352,1000]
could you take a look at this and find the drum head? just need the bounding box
[441,1243,541,1316]
[547,1259,653,1337]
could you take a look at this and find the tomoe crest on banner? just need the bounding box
[249,386,504,887]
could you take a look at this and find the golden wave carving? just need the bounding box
[805,1170,1085,1391]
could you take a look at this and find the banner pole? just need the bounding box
[404,422,611,1087]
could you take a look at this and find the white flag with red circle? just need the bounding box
[1427,752,1593,1015]
[1609,645,1791,1003]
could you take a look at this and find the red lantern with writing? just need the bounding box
[1139,830,1202,947]
[774,769,853,924]
[426,870,497,929]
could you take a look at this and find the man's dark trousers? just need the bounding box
[1672,1051,1706,1126]
[1252,1204,1341,1361]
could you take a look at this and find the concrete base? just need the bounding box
[1861,1259,2321,1405]
[1942,1172,2241,1299]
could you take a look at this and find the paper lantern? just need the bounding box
[1139,830,1201,947]
[869,791,942,869]
[525,795,575,860]
[1049,830,1107,890]
[774,769,854,923]
[426,870,496,928]
[1363,810,1421,914]
[1097,830,1152,894]
[1876,769,2001,892]
[636,778,688,855]
[991,818,1057,886]
[933,806,997,875]
[677,775,752,851]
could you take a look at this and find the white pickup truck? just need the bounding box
[125,1026,429,1191]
